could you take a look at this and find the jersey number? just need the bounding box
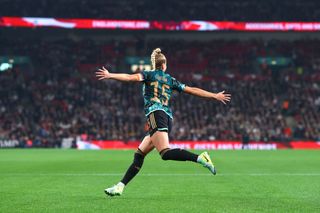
[150,82,169,106]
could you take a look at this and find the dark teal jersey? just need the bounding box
[140,70,186,118]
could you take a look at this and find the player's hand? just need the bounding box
[95,66,111,80]
[214,91,231,104]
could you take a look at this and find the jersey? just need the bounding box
[140,70,186,119]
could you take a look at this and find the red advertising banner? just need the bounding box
[76,140,320,150]
[2,17,320,31]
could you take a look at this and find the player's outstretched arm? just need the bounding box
[184,86,231,104]
[95,67,141,82]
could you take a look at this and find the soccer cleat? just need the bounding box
[197,151,217,175]
[104,182,125,196]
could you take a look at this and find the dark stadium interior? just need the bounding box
[1,1,320,212]
[0,30,319,147]
[0,0,320,147]
[1,0,320,21]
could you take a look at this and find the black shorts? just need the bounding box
[147,110,172,137]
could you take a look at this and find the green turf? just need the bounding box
[0,149,319,213]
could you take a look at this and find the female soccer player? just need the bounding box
[96,48,231,196]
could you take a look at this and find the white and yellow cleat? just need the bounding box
[197,151,217,175]
[104,182,125,197]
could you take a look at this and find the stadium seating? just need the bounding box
[0,38,319,147]
[1,0,320,21]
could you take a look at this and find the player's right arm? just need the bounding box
[184,86,231,105]
[95,67,142,82]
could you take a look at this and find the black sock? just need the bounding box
[160,148,198,162]
[120,149,145,185]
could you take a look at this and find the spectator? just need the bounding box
[0,38,319,146]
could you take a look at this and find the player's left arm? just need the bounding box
[95,66,142,82]
[183,86,231,105]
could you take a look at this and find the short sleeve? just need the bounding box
[140,71,152,82]
[172,77,186,92]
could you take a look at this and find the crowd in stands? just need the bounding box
[1,0,320,21]
[0,37,319,147]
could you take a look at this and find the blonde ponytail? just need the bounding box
[151,48,161,70]
[150,48,166,71]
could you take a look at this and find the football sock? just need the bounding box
[160,148,198,162]
[120,149,145,185]
[116,182,125,187]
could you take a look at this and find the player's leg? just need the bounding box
[151,131,216,174]
[138,134,155,154]
[120,135,154,185]
[149,111,216,174]
[150,131,197,161]
[105,135,154,196]
[149,111,197,162]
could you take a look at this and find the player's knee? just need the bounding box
[160,148,171,160]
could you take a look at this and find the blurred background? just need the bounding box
[0,0,319,149]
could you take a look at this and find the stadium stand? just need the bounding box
[0,38,319,147]
[1,0,320,21]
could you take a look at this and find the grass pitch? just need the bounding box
[0,149,319,213]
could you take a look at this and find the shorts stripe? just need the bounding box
[149,114,154,129]
[149,113,154,129]
[153,113,157,128]
[150,113,157,128]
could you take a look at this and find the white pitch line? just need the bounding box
[1,173,320,176]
